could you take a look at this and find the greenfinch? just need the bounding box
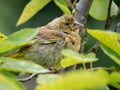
[8,14,83,69]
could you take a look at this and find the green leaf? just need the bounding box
[101,44,120,65]
[7,28,39,45]
[55,0,68,7]
[61,49,98,68]
[109,72,120,89]
[0,41,18,56]
[0,32,7,43]
[89,0,118,21]
[37,74,60,84]
[36,70,109,90]
[0,28,39,55]
[87,29,120,65]
[0,72,26,90]
[54,0,71,14]
[17,0,51,26]
[0,57,50,73]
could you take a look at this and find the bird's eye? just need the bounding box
[65,22,70,26]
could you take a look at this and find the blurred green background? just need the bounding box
[0,0,63,35]
[1,0,120,34]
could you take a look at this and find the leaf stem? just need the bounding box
[90,62,93,69]
[75,0,93,53]
[82,63,87,70]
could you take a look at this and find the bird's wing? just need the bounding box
[29,28,66,44]
[8,28,66,58]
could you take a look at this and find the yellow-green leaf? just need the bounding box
[87,29,120,65]
[0,28,39,55]
[37,74,60,84]
[101,44,120,65]
[61,49,98,68]
[54,0,71,14]
[0,41,18,56]
[89,0,118,21]
[0,57,49,73]
[0,32,7,43]
[17,0,51,26]
[36,70,109,90]
[109,72,120,89]
[87,29,120,56]
[7,28,39,45]
[0,73,25,90]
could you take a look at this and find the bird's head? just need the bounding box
[47,14,83,33]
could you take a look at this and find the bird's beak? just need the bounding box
[74,21,84,28]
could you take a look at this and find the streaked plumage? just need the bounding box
[8,14,83,68]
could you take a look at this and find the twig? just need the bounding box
[114,22,120,32]
[104,0,112,30]
[80,26,89,53]
[18,73,38,82]
[65,0,74,10]
[114,7,120,32]
[66,0,78,10]
[87,42,100,53]
[87,0,113,53]
[73,0,78,8]
[75,0,93,24]
[18,72,52,82]
[75,0,93,53]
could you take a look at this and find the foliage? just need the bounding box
[54,0,71,14]
[17,0,51,26]
[87,29,120,89]
[0,33,7,42]
[0,72,26,90]
[61,49,98,68]
[0,0,120,90]
[0,57,49,73]
[0,28,39,55]
[89,0,118,20]
[36,70,109,90]
[87,29,120,65]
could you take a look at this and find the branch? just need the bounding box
[104,0,112,30]
[87,0,113,53]
[65,0,74,10]
[73,0,78,8]
[75,0,93,53]
[114,22,120,32]
[87,42,100,53]
[114,7,120,32]
[75,0,93,24]
[18,72,52,82]
[66,0,78,10]
[18,73,38,82]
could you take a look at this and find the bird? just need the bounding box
[8,14,83,69]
